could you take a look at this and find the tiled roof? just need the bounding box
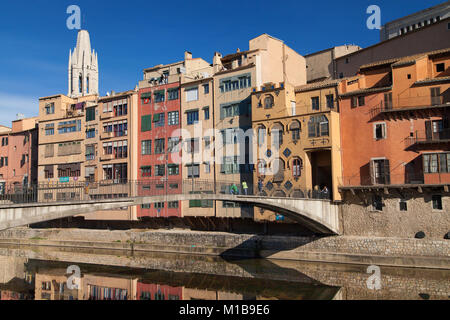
[414,76,450,85]
[295,79,343,93]
[339,86,392,97]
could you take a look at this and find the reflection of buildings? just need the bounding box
[0,256,34,300]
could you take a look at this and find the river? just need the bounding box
[0,244,448,300]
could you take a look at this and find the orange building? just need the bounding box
[338,48,450,239]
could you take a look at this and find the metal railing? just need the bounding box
[0,179,330,205]
[405,129,450,147]
[338,173,429,187]
[370,95,449,118]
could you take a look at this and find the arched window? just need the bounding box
[257,125,266,146]
[272,158,285,183]
[79,75,83,93]
[290,120,301,141]
[86,76,90,94]
[264,95,274,109]
[293,158,302,178]
[271,122,284,148]
[257,160,266,176]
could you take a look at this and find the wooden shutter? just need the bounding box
[425,121,432,140]
[383,159,391,185]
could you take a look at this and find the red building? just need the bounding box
[137,62,184,218]
[136,282,182,300]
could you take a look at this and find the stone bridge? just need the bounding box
[0,194,340,234]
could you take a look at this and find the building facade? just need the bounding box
[0,117,38,195]
[380,2,450,41]
[338,48,450,239]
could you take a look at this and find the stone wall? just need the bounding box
[341,191,450,240]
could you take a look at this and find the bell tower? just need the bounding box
[68,30,98,98]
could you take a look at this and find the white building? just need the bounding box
[380,2,450,41]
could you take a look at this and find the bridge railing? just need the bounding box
[0,179,330,205]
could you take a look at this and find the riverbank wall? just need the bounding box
[0,228,448,269]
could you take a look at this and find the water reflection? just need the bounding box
[0,245,448,300]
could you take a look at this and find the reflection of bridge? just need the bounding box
[0,180,340,234]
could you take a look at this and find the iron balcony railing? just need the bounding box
[338,173,428,187]
[0,179,330,205]
[405,128,450,148]
[370,95,447,118]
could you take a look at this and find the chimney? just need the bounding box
[213,52,223,73]
[185,51,192,60]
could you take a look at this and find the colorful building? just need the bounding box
[338,48,450,238]
[137,52,211,218]
[0,117,38,195]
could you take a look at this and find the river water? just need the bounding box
[0,244,448,300]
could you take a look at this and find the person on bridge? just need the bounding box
[242,181,248,195]
[230,184,239,195]
[258,179,263,195]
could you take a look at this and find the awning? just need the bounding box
[58,163,81,171]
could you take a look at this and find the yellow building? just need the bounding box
[251,80,343,221]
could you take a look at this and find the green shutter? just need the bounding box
[153,113,160,123]
[141,115,152,132]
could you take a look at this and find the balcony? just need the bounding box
[405,129,450,148]
[101,111,114,120]
[100,153,115,161]
[100,131,114,140]
[370,96,449,120]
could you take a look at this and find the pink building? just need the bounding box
[0,117,38,194]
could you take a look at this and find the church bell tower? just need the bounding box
[68,30,98,98]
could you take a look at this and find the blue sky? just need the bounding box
[0,0,445,126]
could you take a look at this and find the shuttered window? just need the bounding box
[141,115,152,132]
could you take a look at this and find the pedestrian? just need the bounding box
[242,181,248,195]
[230,184,238,195]
[321,186,329,199]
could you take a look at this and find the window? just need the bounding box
[141,92,151,104]
[351,96,358,108]
[358,96,365,106]
[86,128,95,139]
[141,140,152,155]
[264,95,274,109]
[141,115,151,132]
[86,107,95,122]
[113,100,128,117]
[220,74,251,93]
[371,159,390,185]
[291,101,296,116]
[326,95,334,108]
[168,88,179,101]
[186,138,199,154]
[58,120,81,134]
[384,93,393,109]
[186,110,199,125]
[293,158,302,178]
[153,113,165,127]
[141,203,151,209]
[204,162,210,173]
[221,157,240,174]
[203,84,209,94]
[168,111,179,125]
[371,195,383,211]
[155,202,165,209]
[168,137,180,153]
[85,145,95,161]
[141,166,151,177]
[155,165,165,176]
[154,139,165,154]
[168,201,179,209]
[258,126,266,146]
[204,137,211,150]
[432,195,443,210]
[1,137,7,146]
[204,107,210,120]
[311,97,320,110]
[186,87,198,102]
[168,164,179,175]
[407,74,411,79]
[187,164,200,178]
[431,87,441,105]
[374,123,387,140]
[45,103,55,115]
[45,124,55,136]
[423,153,450,173]
[308,115,329,138]
[399,199,408,211]
[154,90,165,103]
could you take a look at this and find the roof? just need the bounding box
[221,49,259,62]
[414,76,450,85]
[295,79,343,93]
[383,2,450,27]
[336,17,450,62]
[214,63,255,76]
[99,89,136,101]
[339,86,392,97]
[359,47,450,71]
